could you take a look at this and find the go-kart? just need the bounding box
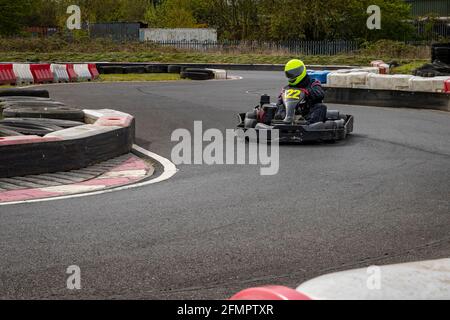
[237,90,354,143]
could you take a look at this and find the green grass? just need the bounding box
[390,60,427,75]
[0,50,428,70]
[99,73,181,82]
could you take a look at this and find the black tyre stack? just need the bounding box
[432,43,450,64]
[180,68,215,81]
[96,64,216,81]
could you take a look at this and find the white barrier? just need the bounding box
[12,64,33,85]
[431,76,450,92]
[390,75,413,90]
[367,73,394,90]
[206,68,227,80]
[46,124,120,140]
[73,64,92,82]
[296,258,450,300]
[347,72,369,88]
[327,73,351,87]
[350,67,379,74]
[50,64,70,83]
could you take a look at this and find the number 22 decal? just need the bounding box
[285,89,301,99]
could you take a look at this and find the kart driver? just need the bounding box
[275,59,327,124]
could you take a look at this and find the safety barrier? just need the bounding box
[13,64,34,85]
[0,107,135,178]
[0,135,60,146]
[370,60,390,74]
[66,64,78,82]
[409,76,450,93]
[88,64,100,80]
[30,64,53,84]
[445,79,450,93]
[390,74,413,90]
[0,64,16,86]
[308,70,330,84]
[327,73,351,87]
[206,68,227,80]
[229,286,311,300]
[50,64,70,83]
[73,64,92,81]
[367,74,394,90]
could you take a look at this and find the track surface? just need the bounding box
[0,71,449,299]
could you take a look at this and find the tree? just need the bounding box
[0,0,32,36]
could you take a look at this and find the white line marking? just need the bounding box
[0,144,178,206]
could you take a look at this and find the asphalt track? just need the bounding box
[0,71,449,299]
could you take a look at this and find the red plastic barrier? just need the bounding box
[229,286,311,301]
[0,136,61,146]
[0,64,16,85]
[66,64,78,82]
[30,64,53,84]
[445,79,450,93]
[88,63,100,80]
[94,116,133,128]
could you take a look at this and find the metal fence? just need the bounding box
[148,40,359,55]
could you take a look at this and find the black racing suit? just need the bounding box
[275,74,327,124]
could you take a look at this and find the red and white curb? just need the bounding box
[0,144,177,206]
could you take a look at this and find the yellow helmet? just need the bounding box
[285,59,307,86]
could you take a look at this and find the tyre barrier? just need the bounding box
[1,101,66,108]
[3,106,85,122]
[0,126,22,137]
[0,118,83,136]
[167,65,184,74]
[123,66,146,74]
[206,68,227,80]
[98,66,124,74]
[13,64,34,85]
[146,64,168,73]
[0,64,17,86]
[66,64,78,82]
[51,64,70,83]
[0,121,63,136]
[30,64,54,84]
[0,89,50,98]
[73,64,92,82]
[0,108,135,179]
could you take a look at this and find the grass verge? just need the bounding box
[99,73,181,82]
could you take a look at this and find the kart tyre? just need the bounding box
[183,68,215,78]
[146,65,168,73]
[1,101,66,108]
[244,118,258,129]
[245,110,257,119]
[98,66,124,74]
[0,89,49,98]
[180,71,212,80]
[123,66,146,74]
[0,125,23,137]
[0,118,84,129]
[0,96,52,102]
[0,122,63,136]
[3,106,85,122]
[168,65,184,73]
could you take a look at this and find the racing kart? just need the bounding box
[237,90,354,143]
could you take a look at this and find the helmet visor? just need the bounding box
[285,66,305,82]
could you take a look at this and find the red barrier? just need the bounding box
[0,136,61,146]
[88,64,100,80]
[445,79,450,93]
[95,115,133,127]
[30,64,53,83]
[66,64,78,82]
[229,286,311,300]
[0,64,16,85]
